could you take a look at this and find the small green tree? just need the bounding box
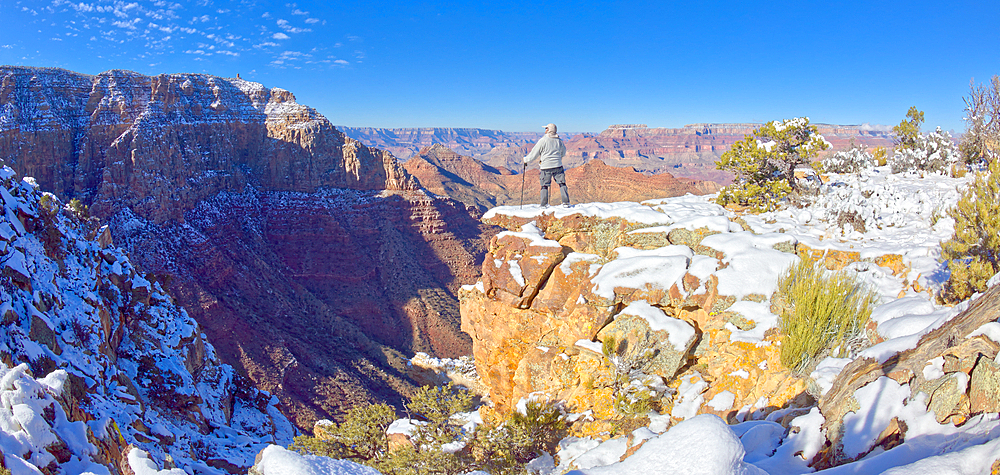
[289,403,396,461]
[941,157,1000,302]
[893,106,925,150]
[959,75,1000,164]
[377,383,476,475]
[467,401,567,475]
[716,117,830,212]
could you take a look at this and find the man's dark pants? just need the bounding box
[539,166,569,206]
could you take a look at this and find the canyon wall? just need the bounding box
[344,123,896,184]
[403,143,719,214]
[0,165,293,473]
[0,66,496,430]
[337,126,544,160]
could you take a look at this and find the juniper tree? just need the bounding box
[893,106,925,150]
[715,117,830,211]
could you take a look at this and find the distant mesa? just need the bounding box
[402,143,719,215]
[341,122,896,185]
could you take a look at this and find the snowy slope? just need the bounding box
[0,164,294,474]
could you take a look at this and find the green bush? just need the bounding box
[892,106,925,150]
[716,117,830,212]
[777,259,877,373]
[467,401,567,475]
[289,403,396,461]
[941,157,1000,302]
[290,382,569,475]
[68,198,90,220]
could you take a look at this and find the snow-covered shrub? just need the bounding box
[941,157,1000,302]
[822,147,876,174]
[716,117,830,212]
[888,127,961,174]
[775,260,877,373]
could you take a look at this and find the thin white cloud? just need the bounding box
[334,59,348,65]
[254,41,279,48]
[69,3,95,13]
[304,18,320,24]
[292,9,308,15]
[113,18,141,30]
[272,32,290,40]
[276,19,310,34]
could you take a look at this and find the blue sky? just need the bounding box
[2,0,998,133]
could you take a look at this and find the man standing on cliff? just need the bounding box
[524,123,570,208]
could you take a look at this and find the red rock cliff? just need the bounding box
[0,66,494,430]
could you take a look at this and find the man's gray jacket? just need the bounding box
[523,135,567,170]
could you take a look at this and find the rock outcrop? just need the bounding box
[460,194,1000,472]
[404,144,719,214]
[460,206,811,435]
[0,67,418,224]
[0,66,497,430]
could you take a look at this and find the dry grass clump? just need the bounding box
[777,259,878,373]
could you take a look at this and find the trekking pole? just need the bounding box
[520,163,526,208]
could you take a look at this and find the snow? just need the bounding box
[590,249,690,300]
[485,201,677,225]
[251,445,382,475]
[671,372,708,420]
[617,301,694,351]
[707,391,736,411]
[702,231,798,298]
[568,414,766,475]
[127,448,187,475]
[810,357,853,396]
[496,221,562,248]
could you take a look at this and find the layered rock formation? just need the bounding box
[338,126,544,160]
[404,144,719,214]
[0,165,292,473]
[345,123,896,184]
[0,66,497,430]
